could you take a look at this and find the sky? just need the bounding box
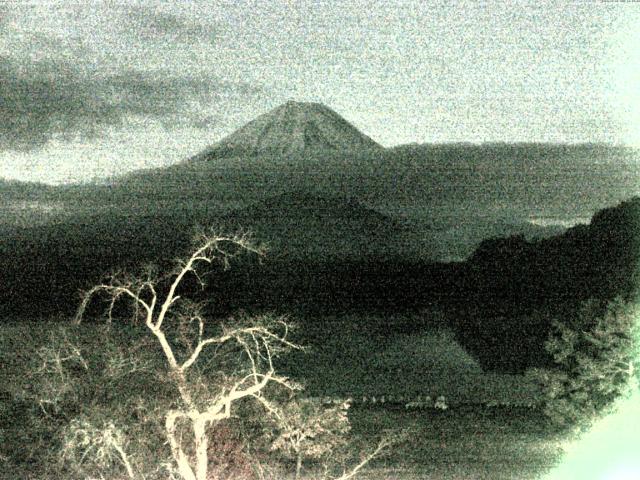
[1,0,639,184]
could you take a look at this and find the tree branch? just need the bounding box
[332,436,393,480]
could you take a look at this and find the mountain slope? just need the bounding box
[193,100,384,160]
[0,178,58,201]
[223,191,432,260]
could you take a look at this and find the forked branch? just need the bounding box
[71,232,306,480]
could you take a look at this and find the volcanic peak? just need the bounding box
[196,101,383,159]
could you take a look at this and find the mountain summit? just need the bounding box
[195,101,384,159]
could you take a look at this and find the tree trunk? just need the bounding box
[194,418,209,480]
[165,412,197,480]
[295,452,303,480]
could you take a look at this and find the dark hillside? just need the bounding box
[465,196,640,306]
[211,198,640,372]
[451,196,640,372]
[0,191,432,317]
[0,210,197,316]
[222,191,433,261]
[0,194,638,378]
[0,178,59,201]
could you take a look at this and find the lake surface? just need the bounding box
[528,216,591,228]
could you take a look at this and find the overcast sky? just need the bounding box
[1,0,639,184]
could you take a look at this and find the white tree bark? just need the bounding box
[75,233,301,480]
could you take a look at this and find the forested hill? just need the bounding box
[451,196,640,372]
[466,195,640,306]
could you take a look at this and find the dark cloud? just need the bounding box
[0,57,115,150]
[123,7,218,43]
[0,57,263,151]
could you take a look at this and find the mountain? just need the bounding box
[223,191,431,261]
[192,100,384,160]
[97,124,637,228]
[0,178,58,201]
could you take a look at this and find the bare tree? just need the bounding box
[269,398,351,480]
[74,232,302,480]
[267,396,403,480]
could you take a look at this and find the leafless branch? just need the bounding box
[331,436,395,480]
[68,232,309,480]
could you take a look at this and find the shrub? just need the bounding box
[527,297,639,430]
[269,398,351,479]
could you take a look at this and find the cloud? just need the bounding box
[0,56,263,151]
[122,7,218,43]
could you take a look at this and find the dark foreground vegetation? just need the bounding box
[1,289,637,478]
[0,316,569,479]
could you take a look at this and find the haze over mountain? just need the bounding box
[192,100,384,160]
